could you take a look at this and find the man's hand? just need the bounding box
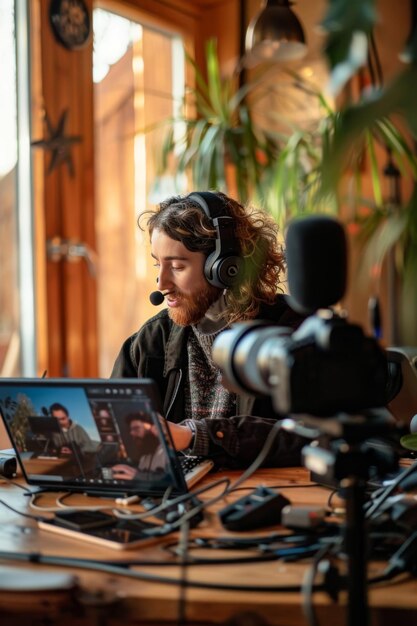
[111,464,138,480]
[166,422,193,451]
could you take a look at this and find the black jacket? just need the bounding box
[111,295,309,469]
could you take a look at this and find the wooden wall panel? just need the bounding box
[34,0,97,377]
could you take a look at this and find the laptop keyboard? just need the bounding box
[179,455,214,488]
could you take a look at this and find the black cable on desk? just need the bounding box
[0,542,410,596]
[302,546,328,626]
[0,474,33,493]
[0,499,46,523]
[229,483,318,493]
[374,529,417,582]
[365,461,417,519]
[0,550,324,593]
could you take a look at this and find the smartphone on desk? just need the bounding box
[38,510,170,550]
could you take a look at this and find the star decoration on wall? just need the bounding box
[31,109,82,177]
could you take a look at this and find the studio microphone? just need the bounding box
[285,215,347,315]
[149,291,165,306]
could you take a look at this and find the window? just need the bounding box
[0,1,35,377]
[93,6,186,376]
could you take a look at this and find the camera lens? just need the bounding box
[212,321,292,396]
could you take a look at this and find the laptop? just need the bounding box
[0,378,213,497]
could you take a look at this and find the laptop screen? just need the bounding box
[0,378,187,496]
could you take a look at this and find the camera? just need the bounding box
[212,313,388,417]
[212,215,389,419]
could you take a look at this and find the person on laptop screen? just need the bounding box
[50,402,95,457]
[112,191,307,469]
[111,411,168,480]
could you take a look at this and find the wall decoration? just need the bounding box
[31,109,82,176]
[49,0,91,50]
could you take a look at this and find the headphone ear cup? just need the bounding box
[189,192,242,289]
[205,253,242,288]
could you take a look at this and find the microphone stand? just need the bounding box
[343,466,367,626]
[296,410,396,626]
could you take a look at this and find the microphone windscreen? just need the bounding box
[149,291,165,306]
[286,215,347,314]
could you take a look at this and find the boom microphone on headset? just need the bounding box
[149,291,165,306]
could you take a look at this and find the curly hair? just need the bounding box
[138,191,285,322]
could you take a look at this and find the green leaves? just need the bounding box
[317,1,417,343]
[159,11,417,344]
[321,0,377,93]
[161,39,280,204]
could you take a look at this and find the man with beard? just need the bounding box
[111,191,307,469]
[111,412,167,479]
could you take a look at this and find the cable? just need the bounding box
[365,461,417,519]
[176,514,190,626]
[2,542,409,592]
[28,491,122,514]
[113,476,230,523]
[220,420,285,494]
[164,529,310,555]
[153,421,286,533]
[326,489,339,512]
[302,545,332,626]
[378,529,417,580]
[162,542,282,565]
[0,474,32,493]
[229,483,317,493]
[0,499,45,523]
[0,549,323,593]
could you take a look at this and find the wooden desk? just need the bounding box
[0,467,416,626]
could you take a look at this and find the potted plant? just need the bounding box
[159,2,417,345]
[316,0,417,346]
[160,38,281,205]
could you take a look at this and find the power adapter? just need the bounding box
[218,486,290,531]
[281,505,327,529]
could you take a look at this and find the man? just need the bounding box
[111,411,167,480]
[50,402,95,456]
[111,191,307,468]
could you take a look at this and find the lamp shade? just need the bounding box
[245,0,307,63]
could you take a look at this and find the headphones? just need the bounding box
[188,192,243,289]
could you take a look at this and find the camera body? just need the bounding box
[212,311,389,418]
